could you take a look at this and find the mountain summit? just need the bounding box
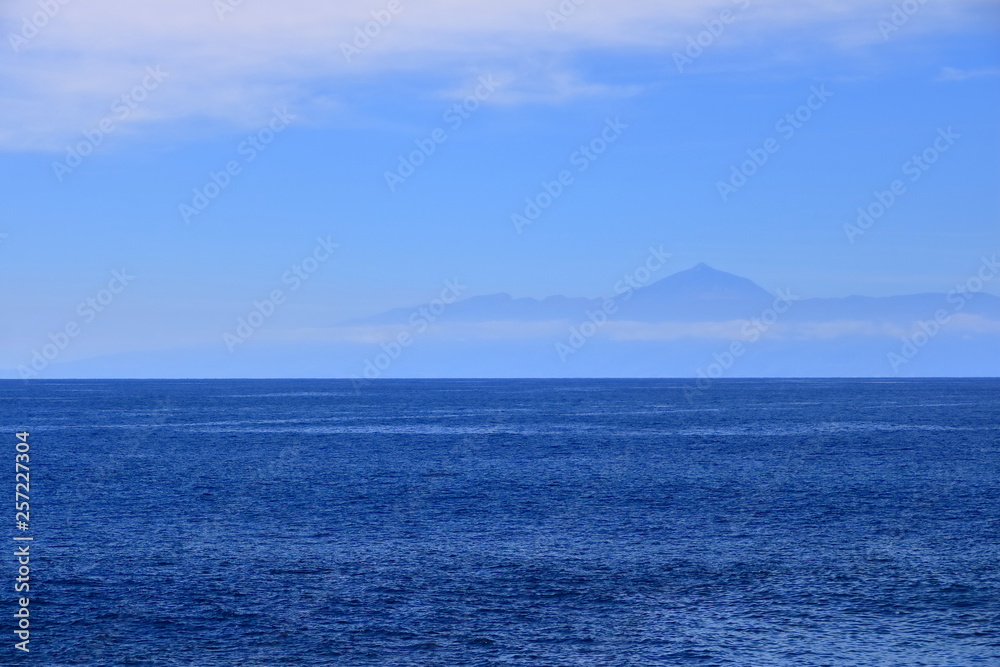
[619,263,778,321]
[649,263,775,301]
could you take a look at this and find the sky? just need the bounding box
[1,0,998,375]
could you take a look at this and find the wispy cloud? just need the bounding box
[935,66,1000,82]
[271,321,571,344]
[602,320,905,342]
[262,314,1000,345]
[0,0,992,150]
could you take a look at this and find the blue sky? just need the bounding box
[1,0,998,374]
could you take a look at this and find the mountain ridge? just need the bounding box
[342,264,1000,326]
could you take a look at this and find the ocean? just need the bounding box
[1,379,997,666]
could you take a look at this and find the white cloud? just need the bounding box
[601,319,903,342]
[0,0,992,149]
[272,320,570,344]
[936,66,1000,82]
[607,316,1000,342]
[267,314,1000,345]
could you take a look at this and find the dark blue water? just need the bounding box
[1,379,998,666]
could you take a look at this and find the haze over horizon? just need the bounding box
[8,261,999,379]
[2,0,998,378]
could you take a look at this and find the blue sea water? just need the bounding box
[0,378,998,666]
